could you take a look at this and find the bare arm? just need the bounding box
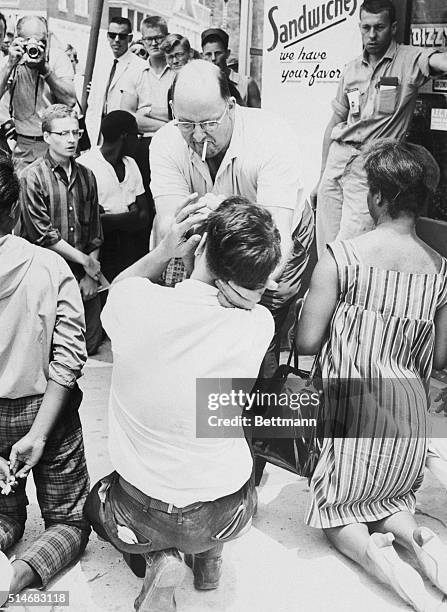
[247,77,261,108]
[135,107,167,132]
[264,206,294,281]
[295,250,339,355]
[0,38,25,98]
[43,65,76,106]
[114,195,205,284]
[429,52,447,76]
[49,239,100,279]
[434,303,447,370]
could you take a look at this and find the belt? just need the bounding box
[17,133,44,141]
[118,476,203,517]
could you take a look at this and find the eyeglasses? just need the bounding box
[107,32,130,41]
[173,106,228,134]
[142,35,165,45]
[167,52,187,62]
[48,129,84,138]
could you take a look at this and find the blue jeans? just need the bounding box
[85,471,256,558]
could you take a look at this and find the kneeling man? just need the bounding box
[86,196,280,611]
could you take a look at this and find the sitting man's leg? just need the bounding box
[11,409,90,593]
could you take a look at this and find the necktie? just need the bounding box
[103,59,118,116]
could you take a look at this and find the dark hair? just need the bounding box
[160,33,191,55]
[202,34,227,49]
[141,16,168,36]
[201,197,281,289]
[0,13,6,36]
[101,110,138,142]
[360,0,396,23]
[110,16,132,34]
[170,60,231,104]
[0,154,20,222]
[363,140,439,219]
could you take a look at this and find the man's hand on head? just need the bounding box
[160,193,208,262]
[197,193,226,213]
[216,278,278,311]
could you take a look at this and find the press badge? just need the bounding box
[346,88,360,115]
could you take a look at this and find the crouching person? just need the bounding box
[0,155,90,605]
[85,196,281,611]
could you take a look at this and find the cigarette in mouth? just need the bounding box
[201,140,208,162]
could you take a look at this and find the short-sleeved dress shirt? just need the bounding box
[331,41,443,143]
[150,106,305,231]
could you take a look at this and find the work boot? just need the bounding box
[184,549,222,590]
[134,548,184,612]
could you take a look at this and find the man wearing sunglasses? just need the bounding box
[86,16,146,147]
[19,104,103,356]
[121,16,175,258]
[150,60,314,383]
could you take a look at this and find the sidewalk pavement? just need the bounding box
[6,343,447,612]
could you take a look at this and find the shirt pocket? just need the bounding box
[378,87,398,114]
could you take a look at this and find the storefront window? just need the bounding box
[408,0,447,221]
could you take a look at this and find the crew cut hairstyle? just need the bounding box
[363,139,440,219]
[160,33,191,55]
[109,16,132,33]
[41,104,78,134]
[0,154,20,220]
[141,15,168,36]
[360,0,396,23]
[202,197,281,290]
[170,60,231,104]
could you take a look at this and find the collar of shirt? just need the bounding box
[89,146,131,181]
[362,39,398,67]
[173,278,219,304]
[142,61,171,80]
[116,49,133,65]
[44,150,77,185]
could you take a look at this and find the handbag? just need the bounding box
[250,344,324,479]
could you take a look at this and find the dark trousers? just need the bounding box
[0,393,90,587]
[84,294,102,356]
[133,136,154,259]
[85,471,256,558]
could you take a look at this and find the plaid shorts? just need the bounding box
[0,391,90,586]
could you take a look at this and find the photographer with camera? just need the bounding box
[0,15,75,171]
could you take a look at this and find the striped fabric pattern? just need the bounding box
[19,152,103,254]
[306,240,447,528]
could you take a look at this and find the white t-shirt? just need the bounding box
[102,276,274,506]
[78,147,144,214]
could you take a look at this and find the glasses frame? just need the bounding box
[107,32,130,41]
[172,105,229,134]
[142,35,166,46]
[48,129,84,138]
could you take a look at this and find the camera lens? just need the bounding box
[26,43,40,59]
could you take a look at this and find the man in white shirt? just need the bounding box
[78,110,150,281]
[150,60,314,381]
[85,196,280,612]
[85,16,146,147]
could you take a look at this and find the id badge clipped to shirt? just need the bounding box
[346,88,360,116]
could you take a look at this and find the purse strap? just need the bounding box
[286,341,320,381]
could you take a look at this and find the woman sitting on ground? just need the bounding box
[296,140,447,612]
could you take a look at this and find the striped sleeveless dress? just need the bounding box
[306,240,447,528]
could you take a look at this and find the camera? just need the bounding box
[25,38,44,62]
